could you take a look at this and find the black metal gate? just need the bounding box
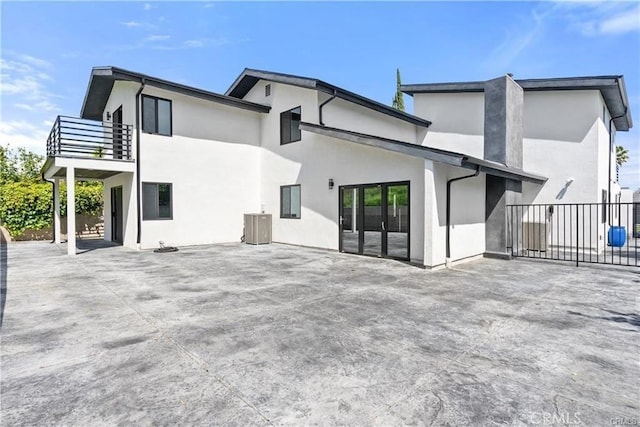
[507,203,639,267]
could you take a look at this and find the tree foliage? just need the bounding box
[0,144,44,183]
[616,145,629,166]
[0,144,103,237]
[391,68,405,112]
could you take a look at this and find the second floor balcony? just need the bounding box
[46,116,133,161]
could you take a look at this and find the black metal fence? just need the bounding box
[507,203,639,267]
[46,116,133,160]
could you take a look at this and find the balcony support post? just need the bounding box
[66,167,76,256]
[53,179,61,244]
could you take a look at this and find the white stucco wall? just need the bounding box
[521,91,611,249]
[413,92,484,158]
[97,77,493,264]
[423,161,486,268]
[135,86,263,249]
[103,81,139,160]
[256,82,427,263]
[103,172,136,248]
[413,89,607,206]
[320,96,419,143]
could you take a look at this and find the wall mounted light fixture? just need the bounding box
[328,178,334,190]
[106,111,111,120]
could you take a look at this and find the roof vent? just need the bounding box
[265,84,271,97]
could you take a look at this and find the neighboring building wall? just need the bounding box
[619,188,635,236]
[103,172,136,248]
[136,86,262,249]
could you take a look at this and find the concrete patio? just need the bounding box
[1,240,638,425]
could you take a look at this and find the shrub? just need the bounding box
[0,181,103,237]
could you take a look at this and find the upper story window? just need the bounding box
[280,106,301,145]
[142,95,172,136]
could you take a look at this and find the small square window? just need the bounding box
[142,95,172,136]
[143,182,173,220]
[280,185,301,219]
[265,84,271,97]
[280,106,301,145]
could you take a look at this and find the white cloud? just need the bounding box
[145,34,171,42]
[484,9,548,71]
[554,2,640,36]
[143,3,153,11]
[16,54,52,69]
[0,120,49,156]
[183,39,204,48]
[0,54,60,112]
[482,2,639,73]
[600,7,640,34]
[15,100,58,112]
[121,21,142,28]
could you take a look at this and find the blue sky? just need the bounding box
[1,1,638,188]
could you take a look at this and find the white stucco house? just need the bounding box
[42,67,632,268]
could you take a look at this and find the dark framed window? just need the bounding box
[142,95,172,136]
[143,182,173,220]
[280,185,301,219]
[280,106,301,145]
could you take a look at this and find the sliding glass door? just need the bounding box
[339,181,409,260]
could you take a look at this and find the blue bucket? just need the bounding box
[607,226,627,247]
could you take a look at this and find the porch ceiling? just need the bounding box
[42,156,135,181]
[51,167,122,180]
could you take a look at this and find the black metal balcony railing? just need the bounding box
[46,116,133,160]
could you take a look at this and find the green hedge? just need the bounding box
[0,181,103,237]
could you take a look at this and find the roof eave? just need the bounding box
[401,75,632,131]
[300,122,547,184]
[228,69,431,128]
[81,66,271,121]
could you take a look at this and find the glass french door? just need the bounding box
[339,181,409,260]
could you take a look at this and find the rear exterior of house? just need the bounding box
[100,80,263,249]
[404,76,633,253]
[42,67,630,268]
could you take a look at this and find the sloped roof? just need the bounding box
[81,66,271,120]
[401,75,632,131]
[225,68,432,128]
[300,122,547,184]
